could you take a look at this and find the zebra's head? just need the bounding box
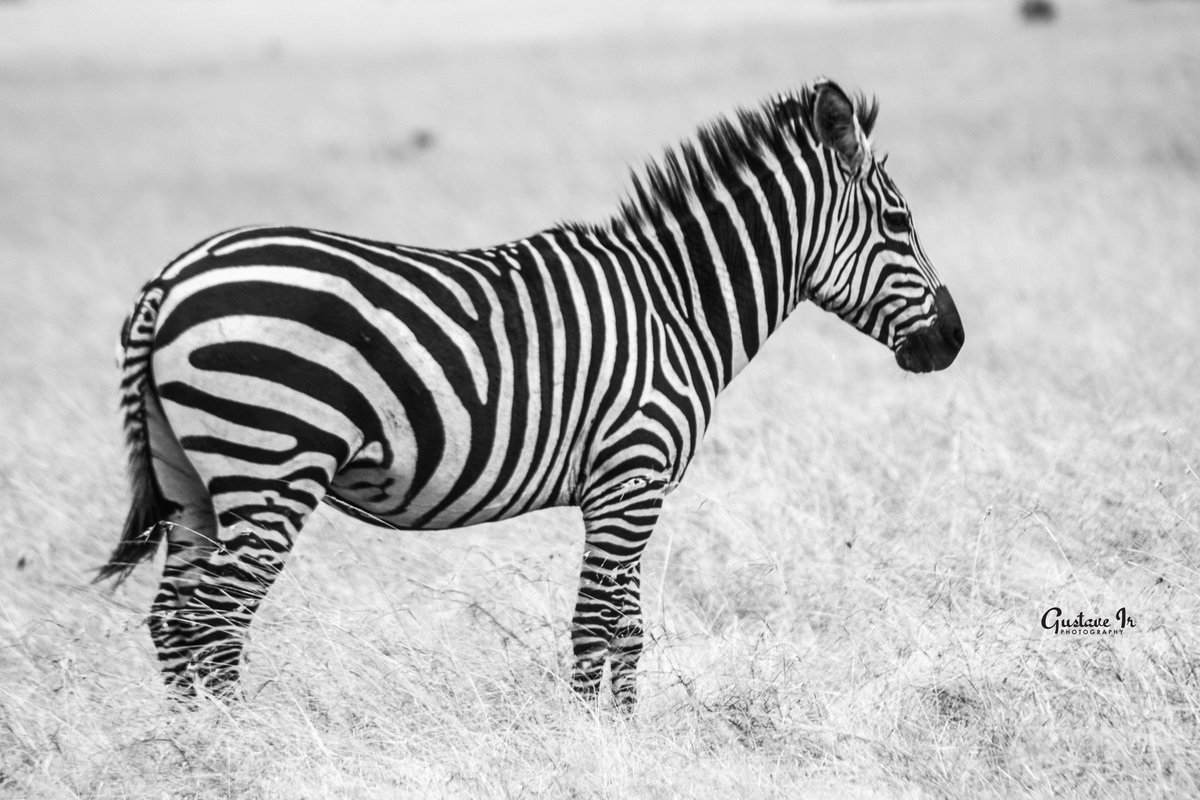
[801,81,963,374]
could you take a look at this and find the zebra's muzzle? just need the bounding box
[894,286,964,373]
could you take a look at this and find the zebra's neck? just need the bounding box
[607,140,820,392]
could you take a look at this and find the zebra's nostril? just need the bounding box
[932,286,964,352]
[945,321,965,350]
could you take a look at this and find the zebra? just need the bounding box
[97,80,963,708]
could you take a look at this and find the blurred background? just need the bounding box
[1,1,1198,797]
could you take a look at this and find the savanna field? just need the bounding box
[1,1,1198,797]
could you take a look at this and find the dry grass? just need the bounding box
[2,1,1199,797]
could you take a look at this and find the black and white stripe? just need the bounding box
[99,80,963,706]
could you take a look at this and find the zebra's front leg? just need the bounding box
[571,482,662,707]
[608,560,644,708]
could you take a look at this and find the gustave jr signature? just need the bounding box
[1041,607,1136,635]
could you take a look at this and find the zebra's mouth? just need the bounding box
[895,286,964,374]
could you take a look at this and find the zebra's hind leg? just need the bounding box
[153,490,321,698]
[169,517,294,696]
[145,396,327,697]
[142,391,221,697]
[571,481,662,708]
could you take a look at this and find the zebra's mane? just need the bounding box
[577,85,878,235]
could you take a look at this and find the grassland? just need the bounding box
[1,1,1198,797]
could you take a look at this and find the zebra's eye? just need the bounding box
[883,210,910,234]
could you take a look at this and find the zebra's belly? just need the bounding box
[326,460,560,531]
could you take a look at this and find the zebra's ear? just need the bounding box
[812,81,870,175]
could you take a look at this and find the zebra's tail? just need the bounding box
[96,283,170,585]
